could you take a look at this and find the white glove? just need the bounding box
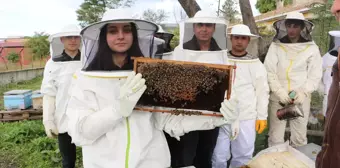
[220,98,238,124]
[230,119,240,140]
[276,89,292,104]
[118,71,147,117]
[43,95,58,138]
[294,89,307,105]
[44,121,58,138]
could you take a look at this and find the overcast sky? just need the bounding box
[0,0,260,38]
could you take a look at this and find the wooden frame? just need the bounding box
[133,57,236,117]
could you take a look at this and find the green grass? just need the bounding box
[0,120,83,168]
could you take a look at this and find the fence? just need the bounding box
[0,68,44,85]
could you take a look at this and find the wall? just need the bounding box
[0,68,44,85]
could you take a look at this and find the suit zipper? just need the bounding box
[125,118,131,168]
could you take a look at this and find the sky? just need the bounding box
[0,0,260,38]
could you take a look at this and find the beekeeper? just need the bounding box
[65,8,238,168]
[264,11,322,147]
[316,1,340,167]
[166,10,231,168]
[41,24,82,168]
[212,24,269,168]
[321,31,340,116]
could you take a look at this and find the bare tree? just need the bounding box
[173,6,187,23]
[142,9,169,24]
[178,0,201,17]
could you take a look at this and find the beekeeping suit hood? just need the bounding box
[321,31,340,116]
[41,24,82,135]
[172,10,229,64]
[81,8,158,71]
[154,25,174,60]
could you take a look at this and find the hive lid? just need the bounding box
[4,90,32,95]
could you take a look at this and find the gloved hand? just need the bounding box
[276,89,292,104]
[220,98,238,124]
[230,119,239,140]
[255,120,267,134]
[118,71,147,117]
[42,95,58,138]
[43,121,58,138]
[294,89,307,105]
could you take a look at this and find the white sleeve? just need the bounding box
[252,62,270,120]
[153,109,226,139]
[66,83,124,146]
[42,95,56,124]
[264,43,285,94]
[301,47,323,93]
[40,60,58,96]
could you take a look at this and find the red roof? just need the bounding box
[0,42,25,48]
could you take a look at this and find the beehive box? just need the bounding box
[32,90,43,110]
[133,57,235,115]
[3,90,32,110]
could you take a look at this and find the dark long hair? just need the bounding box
[85,23,144,71]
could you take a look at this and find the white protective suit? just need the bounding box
[321,31,340,116]
[41,25,82,135]
[65,9,238,168]
[264,12,322,147]
[212,24,270,168]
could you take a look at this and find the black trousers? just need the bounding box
[166,128,220,168]
[58,132,76,168]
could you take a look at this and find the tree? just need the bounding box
[7,52,21,69]
[25,32,50,66]
[142,9,169,24]
[76,0,135,27]
[170,27,180,49]
[310,0,339,54]
[220,0,241,24]
[178,0,201,17]
[255,0,293,14]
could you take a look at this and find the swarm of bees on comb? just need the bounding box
[136,61,230,113]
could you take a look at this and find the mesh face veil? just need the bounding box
[272,12,314,43]
[80,9,158,70]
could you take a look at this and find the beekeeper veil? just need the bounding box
[180,10,227,50]
[48,24,82,62]
[328,31,340,56]
[172,10,229,64]
[81,8,158,70]
[273,11,314,43]
[155,25,174,52]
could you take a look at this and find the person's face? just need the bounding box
[193,23,215,42]
[61,36,81,52]
[231,36,250,53]
[286,23,303,40]
[106,23,133,53]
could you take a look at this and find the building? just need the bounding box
[0,37,33,67]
